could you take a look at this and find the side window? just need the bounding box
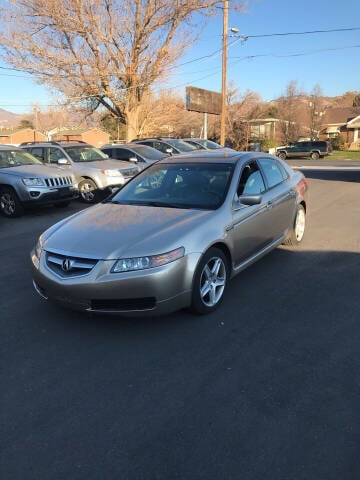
[49,147,64,164]
[237,161,266,196]
[116,149,132,161]
[258,158,286,188]
[29,147,44,161]
[102,148,112,157]
[275,160,288,180]
[153,141,170,154]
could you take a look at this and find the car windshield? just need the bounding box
[109,162,234,210]
[165,139,198,152]
[63,146,108,162]
[129,145,167,160]
[191,139,223,150]
[0,149,43,168]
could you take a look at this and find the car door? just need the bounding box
[28,147,45,162]
[230,161,274,265]
[257,157,296,239]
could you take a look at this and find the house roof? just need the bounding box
[322,106,359,125]
[347,115,360,128]
[58,128,109,136]
[0,128,45,136]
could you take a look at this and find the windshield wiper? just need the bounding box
[143,201,184,208]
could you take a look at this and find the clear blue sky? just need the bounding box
[0,0,359,114]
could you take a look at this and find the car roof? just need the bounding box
[154,151,273,165]
[21,141,92,147]
[0,145,22,151]
[102,143,157,149]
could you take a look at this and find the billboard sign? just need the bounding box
[185,86,222,115]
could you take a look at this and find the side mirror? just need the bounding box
[129,157,138,163]
[58,158,70,165]
[240,195,262,206]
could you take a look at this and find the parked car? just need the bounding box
[276,140,332,161]
[31,151,308,316]
[131,137,200,155]
[101,143,168,170]
[0,146,78,218]
[21,141,140,203]
[182,138,237,153]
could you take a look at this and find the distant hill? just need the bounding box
[0,108,25,128]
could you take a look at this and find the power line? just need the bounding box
[241,26,360,39]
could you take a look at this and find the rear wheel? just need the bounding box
[278,151,286,160]
[0,187,24,218]
[78,179,99,203]
[310,151,319,161]
[284,204,306,246]
[190,247,229,315]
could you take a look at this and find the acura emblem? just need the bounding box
[62,258,72,272]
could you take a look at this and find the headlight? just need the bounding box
[22,178,45,186]
[100,169,123,177]
[34,239,43,259]
[111,247,185,273]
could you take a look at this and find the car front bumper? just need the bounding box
[21,186,79,205]
[31,249,201,316]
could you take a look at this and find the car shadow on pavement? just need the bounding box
[33,247,360,338]
[300,169,360,183]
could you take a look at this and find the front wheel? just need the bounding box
[190,247,229,315]
[284,204,306,246]
[278,151,286,160]
[310,151,319,161]
[78,179,99,203]
[0,187,24,217]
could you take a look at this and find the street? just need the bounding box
[1,168,360,480]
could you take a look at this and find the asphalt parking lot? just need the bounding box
[1,168,360,480]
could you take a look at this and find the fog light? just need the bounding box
[30,191,40,197]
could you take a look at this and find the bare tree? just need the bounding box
[277,81,302,144]
[223,83,262,149]
[308,84,323,139]
[0,0,245,141]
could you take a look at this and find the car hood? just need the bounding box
[76,159,139,172]
[42,203,213,259]
[0,164,72,178]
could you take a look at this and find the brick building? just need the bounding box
[0,128,46,146]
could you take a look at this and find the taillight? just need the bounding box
[296,178,307,195]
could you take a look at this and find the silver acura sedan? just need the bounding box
[31,152,308,316]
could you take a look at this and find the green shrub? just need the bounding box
[261,138,279,152]
[329,135,345,150]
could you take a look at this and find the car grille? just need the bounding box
[46,251,98,277]
[119,168,138,178]
[44,176,73,187]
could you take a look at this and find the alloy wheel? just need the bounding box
[199,256,226,307]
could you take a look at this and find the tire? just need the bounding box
[278,151,286,160]
[310,151,319,161]
[0,187,25,218]
[284,204,306,246]
[78,179,99,203]
[190,247,229,315]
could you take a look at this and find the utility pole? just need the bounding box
[220,0,228,146]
